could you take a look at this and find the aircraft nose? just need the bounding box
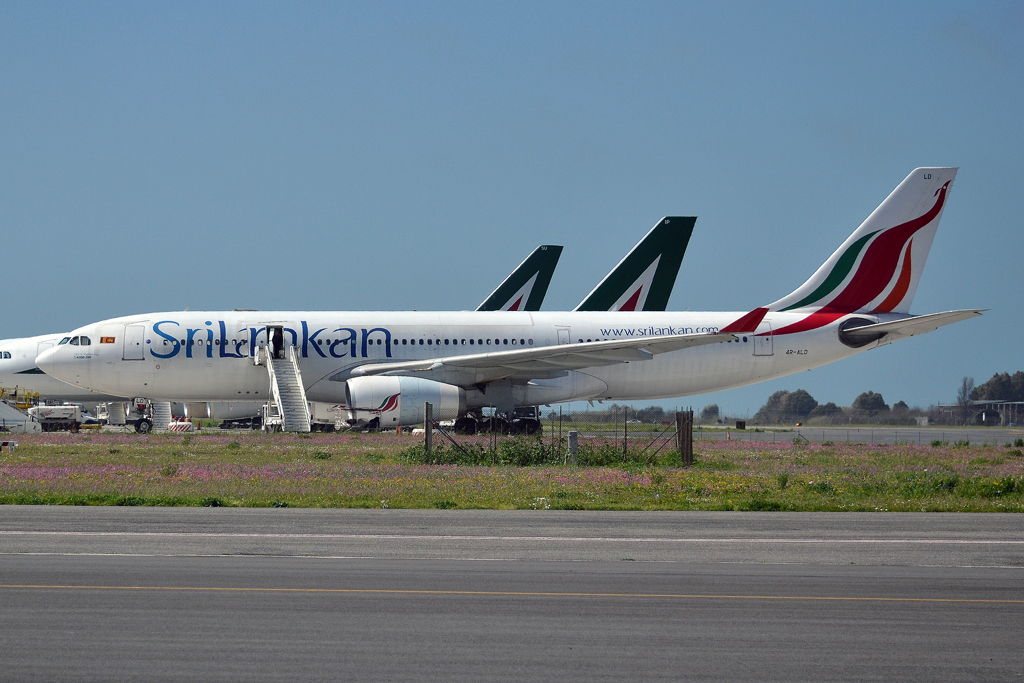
[35,346,59,377]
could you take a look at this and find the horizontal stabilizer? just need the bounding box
[840,309,983,347]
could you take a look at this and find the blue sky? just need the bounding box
[2,1,1021,415]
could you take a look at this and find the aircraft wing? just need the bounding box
[331,332,734,386]
[842,309,984,347]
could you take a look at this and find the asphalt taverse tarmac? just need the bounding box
[1,508,1021,682]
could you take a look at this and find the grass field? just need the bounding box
[1,431,1022,511]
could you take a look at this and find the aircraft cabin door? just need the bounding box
[123,325,145,360]
[753,322,773,356]
[267,326,285,360]
[557,328,571,345]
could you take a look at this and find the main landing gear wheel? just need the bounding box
[511,419,542,436]
[135,418,153,434]
[480,417,510,434]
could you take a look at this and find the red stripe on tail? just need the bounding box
[721,307,769,333]
[873,240,913,313]
[617,286,644,312]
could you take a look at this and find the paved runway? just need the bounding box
[1,508,1022,681]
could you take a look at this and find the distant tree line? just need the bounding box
[970,372,1024,402]
[749,389,915,426]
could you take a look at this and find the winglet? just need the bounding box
[720,307,768,334]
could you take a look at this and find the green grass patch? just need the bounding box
[1,431,1022,511]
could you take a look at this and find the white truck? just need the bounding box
[28,405,83,432]
[309,402,345,432]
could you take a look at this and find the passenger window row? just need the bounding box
[382,338,533,348]
[153,336,539,350]
[310,338,536,348]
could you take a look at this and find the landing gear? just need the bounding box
[135,418,153,434]
[511,418,541,435]
[453,417,478,434]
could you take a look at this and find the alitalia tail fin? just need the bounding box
[574,216,695,312]
[768,168,957,319]
[476,245,563,312]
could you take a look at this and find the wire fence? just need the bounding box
[425,405,1024,465]
[429,407,692,465]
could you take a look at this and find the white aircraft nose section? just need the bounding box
[35,346,61,380]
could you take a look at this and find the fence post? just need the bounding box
[677,410,694,466]
[675,411,683,457]
[623,409,628,458]
[424,402,433,453]
[567,430,578,465]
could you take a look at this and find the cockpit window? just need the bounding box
[69,337,79,346]
[59,337,70,345]
[79,336,91,346]
[1,351,10,359]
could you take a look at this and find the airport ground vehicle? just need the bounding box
[27,405,84,432]
[218,416,262,430]
[95,400,157,433]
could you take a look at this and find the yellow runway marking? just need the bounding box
[0,584,1021,604]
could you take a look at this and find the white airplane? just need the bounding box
[39,168,980,431]
[0,332,114,404]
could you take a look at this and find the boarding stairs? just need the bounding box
[261,345,311,433]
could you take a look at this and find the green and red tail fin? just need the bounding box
[574,216,695,312]
[476,245,563,312]
[766,168,957,334]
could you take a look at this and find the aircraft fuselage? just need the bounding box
[37,310,884,406]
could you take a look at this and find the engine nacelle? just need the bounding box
[345,376,465,427]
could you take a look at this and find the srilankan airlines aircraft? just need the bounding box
[39,168,980,432]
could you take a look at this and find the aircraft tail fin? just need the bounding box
[476,245,563,312]
[767,168,957,332]
[574,216,695,312]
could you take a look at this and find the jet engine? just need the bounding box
[344,376,466,427]
[837,317,885,349]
